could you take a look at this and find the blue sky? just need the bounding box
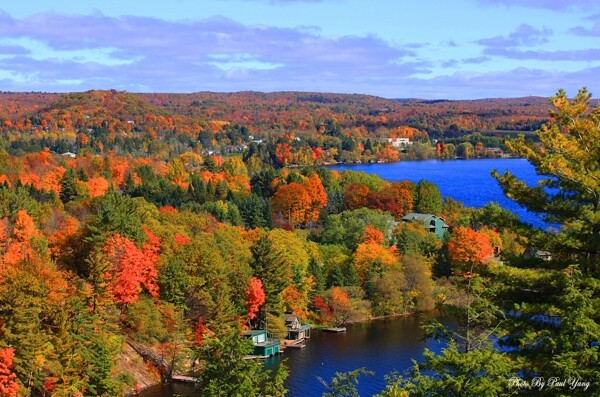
[0,0,599,98]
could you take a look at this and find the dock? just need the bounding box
[283,337,307,349]
[322,327,346,333]
[172,375,200,383]
[286,343,306,349]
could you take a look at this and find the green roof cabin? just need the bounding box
[242,330,281,357]
[401,213,449,239]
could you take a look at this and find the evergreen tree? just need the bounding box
[308,258,326,298]
[87,189,144,244]
[493,88,600,273]
[123,172,136,195]
[197,327,288,397]
[237,194,269,229]
[250,235,287,324]
[59,167,78,204]
[343,262,360,287]
[326,265,345,288]
[157,257,190,307]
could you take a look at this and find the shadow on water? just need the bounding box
[135,382,199,397]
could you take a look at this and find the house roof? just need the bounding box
[402,213,433,221]
[243,330,267,336]
[402,213,448,227]
[284,313,299,323]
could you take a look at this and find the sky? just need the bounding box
[0,0,599,99]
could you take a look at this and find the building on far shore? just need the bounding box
[378,137,411,147]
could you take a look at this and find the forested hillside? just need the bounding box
[0,90,549,165]
[0,88,597,396]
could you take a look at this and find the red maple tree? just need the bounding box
[245,277,266,321]
[0,347,19,396]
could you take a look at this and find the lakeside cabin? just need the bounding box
[242,330,281,357]
[284,314,311,341]
[400,213,449,239]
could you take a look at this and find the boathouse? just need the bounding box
[284,314,311,341]
[242,330,281,357]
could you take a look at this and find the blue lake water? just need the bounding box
[139,314,453,397]
[274,314,454,397]
[330,158,548,228]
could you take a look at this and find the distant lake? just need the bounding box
[330,158,548,228]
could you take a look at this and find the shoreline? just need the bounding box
[132,311,428,395]
[323,156,522,167]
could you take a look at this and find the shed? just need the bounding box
[401,213,449,239]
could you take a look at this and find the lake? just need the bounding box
[139,158,543,397]
[330,158,547,228]
[138,314,452,397]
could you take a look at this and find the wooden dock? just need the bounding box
[172,375,200,383]
[283,338,306,349]
[322,327,346,333]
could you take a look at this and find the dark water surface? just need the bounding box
[139,314,452,397]
[273,314,453,396]
[331,158,548,228]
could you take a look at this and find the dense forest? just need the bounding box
[0,90,548,165]
[0,88,597,396]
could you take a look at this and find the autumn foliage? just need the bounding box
[447,226,494,268]
[0,88,571,396]
[0,348,19,396]
[271,174,327,228]
[103,229,160,305]
[2,210,38,267]
[245,277,266,321]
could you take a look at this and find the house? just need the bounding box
[284,314,311,341]
[484,147,504,158]
[242,330,281,357]
[523,247,552,261]
[378,137,411,148]
[401,213,449,239]
[61,151,77,158]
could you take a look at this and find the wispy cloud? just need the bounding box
[396,66,600,99]
[569,18,600,36]
[483,48,600,61]
[477,24,552,47]
[477,0,600,11]
[0,44,30,55]
[475,24,600,62]
[0,11,427,94]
